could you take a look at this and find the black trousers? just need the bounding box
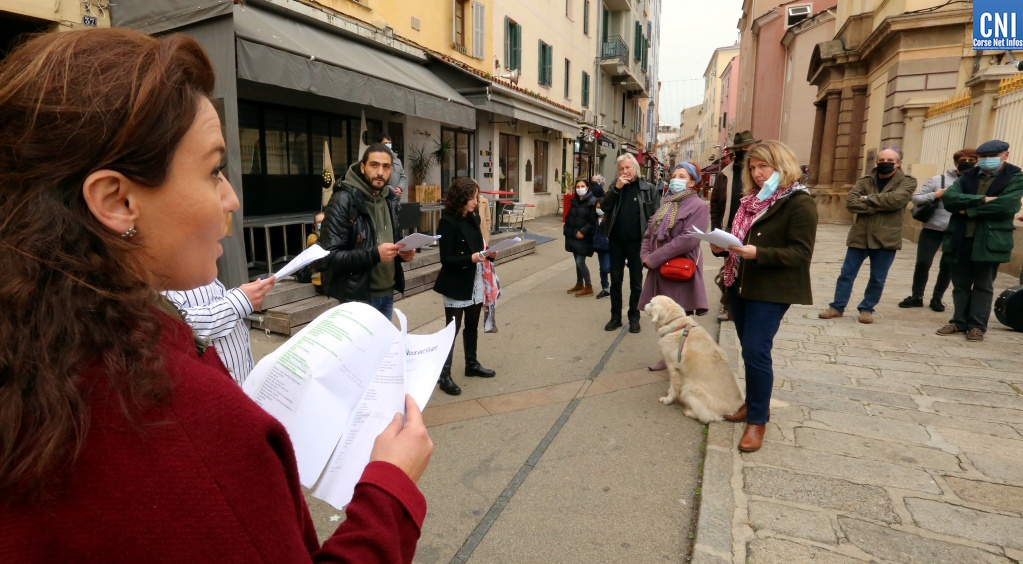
[911,228,951,301]
[948,238,1000,332]
[443,303,483,367]
[609,238,643,322]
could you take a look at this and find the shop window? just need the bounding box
[263,108,288,175]
[330,117,349,180]
[499,133,520,200]
[534,140,548,193]
[441,128,475,193]
[287,111,309,175]
[238,102,262,174]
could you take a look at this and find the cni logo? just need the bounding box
[974,0,1023,49]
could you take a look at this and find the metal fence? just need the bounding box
[920,93,970,170]
[992,74,1023,158]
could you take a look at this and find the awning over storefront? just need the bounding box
[461,85,581,136]
[234,6,475,129]
[112,0,235,35]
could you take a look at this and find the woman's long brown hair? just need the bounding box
[0,29,215,502]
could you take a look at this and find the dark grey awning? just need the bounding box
[234,7,475,129]
[460,85,581,135]
[112,0,235,35]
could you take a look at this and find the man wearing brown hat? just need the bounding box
[710,131,758,321]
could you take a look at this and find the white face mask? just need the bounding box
[576,187,587,196]
[668,179,689,193]
[596,208,605,217]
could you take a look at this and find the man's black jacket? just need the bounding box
[319,175,405,303]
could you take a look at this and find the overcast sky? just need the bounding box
[657,0,744,125]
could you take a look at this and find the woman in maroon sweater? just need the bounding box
[0,29,432,562]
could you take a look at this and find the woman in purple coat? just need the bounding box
[639,162,710,371]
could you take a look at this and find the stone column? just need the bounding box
[845,86,868,184]
[818,90,842,186]
[965,65,1020,147]
[900,102,932,170]
[808,100,827,186]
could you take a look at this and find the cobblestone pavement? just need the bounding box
[694,224,1023,564]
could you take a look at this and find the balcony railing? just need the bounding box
[601,36,628,61]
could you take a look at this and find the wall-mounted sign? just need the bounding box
[83,16,97,27]
[598,138,616,150]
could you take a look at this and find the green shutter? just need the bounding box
[546,45,553,87]
[538,40,544,86]
[582,72,589,107]
[514,24,522,71]
[504,17,510,69]
[642,36,648,69]
[634,22,641,61]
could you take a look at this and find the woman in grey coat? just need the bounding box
[898,148,977,311]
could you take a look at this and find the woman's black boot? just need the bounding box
[438,353,461,395]
[463,330,496,377]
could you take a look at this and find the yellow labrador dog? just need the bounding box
[644,295,744,423]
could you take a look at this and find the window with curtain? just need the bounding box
[533,140,548,193]
[453,0,466,47]
[504,18,521,71]
[499,133,520,200]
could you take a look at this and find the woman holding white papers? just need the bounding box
[638,162,710,371]
[709,141,818,453]
[0,29,432,563]
[433,177,498,395]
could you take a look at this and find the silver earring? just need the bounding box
[122,227,137,239]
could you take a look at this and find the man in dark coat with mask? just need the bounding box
[819,147,917,325]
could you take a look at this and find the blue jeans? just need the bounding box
[369,295,394,320]
[829,247,897,314]
[728,286,789,426]
[573,253,591,285]
[597,251,611,291]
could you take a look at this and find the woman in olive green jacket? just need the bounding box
[710,140,818,453]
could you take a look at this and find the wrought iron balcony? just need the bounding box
[601,36,628,61]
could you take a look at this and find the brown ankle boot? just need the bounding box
[575,284,593,297]
[567,284,584,293]
[723,403,747,422]
[738,424,766,452]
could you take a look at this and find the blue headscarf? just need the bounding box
[673,162,698,182]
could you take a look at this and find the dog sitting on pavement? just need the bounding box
[644,295,745,424]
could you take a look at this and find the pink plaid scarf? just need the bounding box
[722,186,792,288]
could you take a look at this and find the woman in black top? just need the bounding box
[564,178,599,296]
[433,178,497,395]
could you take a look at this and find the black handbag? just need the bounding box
[911,175,943,223]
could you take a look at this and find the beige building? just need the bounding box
[697,44,741,165]
[778,6,836,164]
[1,0,110,57]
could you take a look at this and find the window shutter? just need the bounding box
[473,2,485,59]
[540,39,548,86]
[504,17,510,68]
[582,72,589,107]
[547,45,553,87]
[515,25,522,70]
[583,0,589,34]
[453,0,458,44]
[634,22,641,61]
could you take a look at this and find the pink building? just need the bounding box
[737,0,837,145]
[718,55,740,150]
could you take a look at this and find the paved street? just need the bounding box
[695,224,1023,564]
[251,218,1023,563]
[252,215,712,563]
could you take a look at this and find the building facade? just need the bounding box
[718,54,740,152]
[696,44,740,166]
[1,0,111,58]
[778,6,836,164]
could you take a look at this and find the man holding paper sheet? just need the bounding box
[321,144,415,319]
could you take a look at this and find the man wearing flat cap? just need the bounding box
[936,140,1023,342]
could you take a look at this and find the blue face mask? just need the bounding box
[978,156,1002,172]
[384,143,393,150]
[596,208,605,217]
[756,171,781,201]
[668,179,689,193]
